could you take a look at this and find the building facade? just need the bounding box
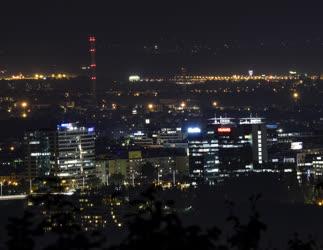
[24,130,57,180]
[57,123,96,188]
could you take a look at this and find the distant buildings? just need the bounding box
[22,114,323,190]
[24,123,96,190]
[96,149,189,186]
[187,117,268,184]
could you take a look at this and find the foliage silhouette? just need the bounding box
[6,210,36,250]
[4,185,322,250]
[288,234,316,250]
[227,194,267,250]
[110,186,227,250]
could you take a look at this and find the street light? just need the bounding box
[180,102,186,108]
[147,103,154,110]
[293,92,299,99]
[21,101,28,108]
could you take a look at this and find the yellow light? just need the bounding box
[10,146,15,151]
[293,92,299,99]
[212,101,218,107]
[21,102,28,108]
[21,113,27,118]
[148,103,154,109]
[180,102,186,108]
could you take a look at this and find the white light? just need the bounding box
[291,142,303,150]
[187,127,201,134]
[129,75,140,82]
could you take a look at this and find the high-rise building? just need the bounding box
[24,130,57,180]
[187,126,219,184]
[57,123,96,187]
[187,117,269,184]
[209,117,249,172]
[208,117,268,169]
[239,118,268,165]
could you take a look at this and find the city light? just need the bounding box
[20,101,28,108]
[1,5,323,242]
[187,127,201,133]
[217,127,231,133]
[129,75,140,82]
[293,92,299,99]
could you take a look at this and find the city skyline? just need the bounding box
[1,1,323,249]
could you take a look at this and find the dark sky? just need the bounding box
[1,0,323,77]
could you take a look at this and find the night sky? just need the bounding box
[1,0,323,77]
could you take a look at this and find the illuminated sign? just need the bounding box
[291,142,303,150]
[217,127,231,133]
[88,127,95,133]
[60,123,72,128]
[187,127,201,134]
[134,131,144,136]
[58,123,75,130]
[129,75,140,82]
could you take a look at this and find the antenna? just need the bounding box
[89,35,97,99]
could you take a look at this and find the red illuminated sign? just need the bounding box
[217,127,231,133]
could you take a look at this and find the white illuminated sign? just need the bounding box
[291,142,303,150]
[187,127,201,134]
[129,75,140,82]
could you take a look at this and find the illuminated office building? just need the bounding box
[208,117,248,171]
[57,123,96,187]
[24,130,57,180]
[157,128,184,144]
[313,156,323,180]
[187,117,268,184]
[208,117,268,170]
[239,117,268,165]
[130,131,154,147]
[187,126,220,184]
